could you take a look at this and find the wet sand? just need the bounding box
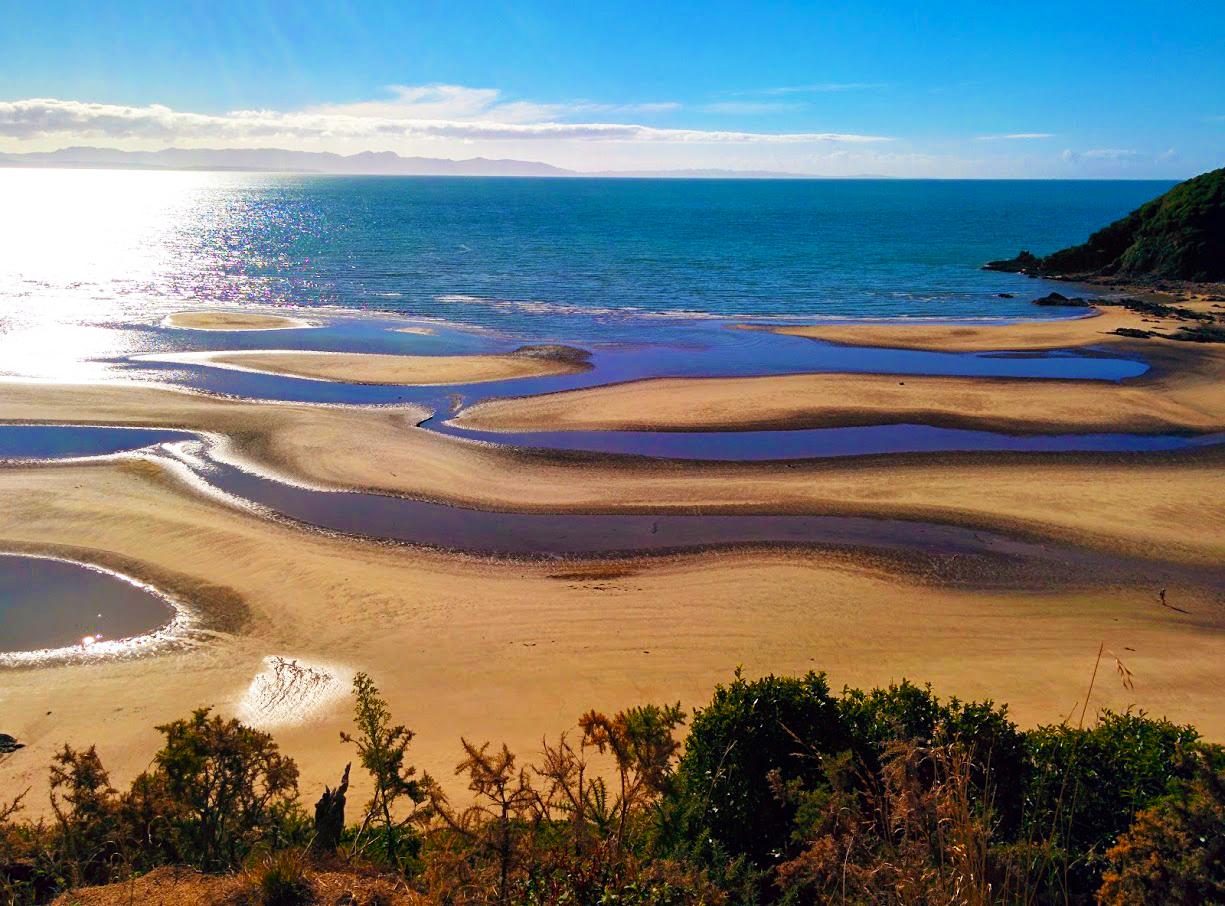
[143,348,591,385]
[2,456,1222,814]
[162,311,312,331]
[3,378,1223,564]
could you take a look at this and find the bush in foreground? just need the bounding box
[3,663,1224,905]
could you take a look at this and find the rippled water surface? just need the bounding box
[0,170,1173,341]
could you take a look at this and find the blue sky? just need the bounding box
[1,0,1222,176]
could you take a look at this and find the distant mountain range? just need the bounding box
[0,146,884,179]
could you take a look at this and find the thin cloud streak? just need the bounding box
[1061,148,1139,161]
[0,97,893,145]
[309,85,682,123]
[976,133,1054,140]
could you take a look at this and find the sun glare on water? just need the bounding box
[0,169,251,379]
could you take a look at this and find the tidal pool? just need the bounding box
[0,554,175,653]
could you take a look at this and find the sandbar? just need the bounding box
[141,347,591,385]
[452,364,1225,435]
[742,295,1222,352]
[161,311,312,331]
[2,380,1224,565]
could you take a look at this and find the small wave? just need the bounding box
[432,293,1068,327]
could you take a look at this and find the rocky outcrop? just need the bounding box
[986,168,1225,281]
[510,344,593,365]
[1032,292,1091,307]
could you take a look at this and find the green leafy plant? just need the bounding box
[153,707,302,870]
[341,672,430,871]
[673,669,848,868]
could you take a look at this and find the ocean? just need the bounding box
[0,169,1175,340]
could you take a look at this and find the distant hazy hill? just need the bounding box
[0,147,821,179]
[0,146,575,177]
[987,167,1225,281]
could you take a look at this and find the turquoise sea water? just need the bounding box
[0,170,1175,339]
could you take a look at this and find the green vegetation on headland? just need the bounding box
[4,663,1224,905]
[987,167,1225,282]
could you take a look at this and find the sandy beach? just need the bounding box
[2,453,1222,815]
[451,365,1225,435]
[3,300,1225,816]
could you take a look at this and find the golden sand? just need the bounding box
[743,295,1222,351]
[3,377,1223,564]
[162,311,312,331]
[2,456,1221,814]
[4,298,1224,814]
[452,365,1225,435]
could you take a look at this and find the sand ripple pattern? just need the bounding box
[236,656,352,729]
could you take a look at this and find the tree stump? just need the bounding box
[313,762,351,852]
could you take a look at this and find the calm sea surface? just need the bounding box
[0,170,1174,341]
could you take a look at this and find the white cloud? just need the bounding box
[309,85,682,123]
[1061,148,1139,161]
[0,97,892,145]
[976,133,1053,140]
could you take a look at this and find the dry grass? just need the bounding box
[49,864,418,906]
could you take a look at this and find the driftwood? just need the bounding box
[313,762,351,852]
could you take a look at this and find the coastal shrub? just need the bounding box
[579,703,686,853]
[5,669,1224,905]
[47,744,128,888]
[341,672,430,871]
[1097,749,1225,904]
[1007,710,1205,902]
[836,681,1025,833]
[0,790,60,905]
[432,739,542,903]
[987,166,1225,280]
[151,707,303,870]
[672,670,848,868]
[1020,711,1202,856]
[775,739,998,903]
[423,704,690,904]
[516,844,720,906]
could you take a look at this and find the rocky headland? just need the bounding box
[986,166,1225,282]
